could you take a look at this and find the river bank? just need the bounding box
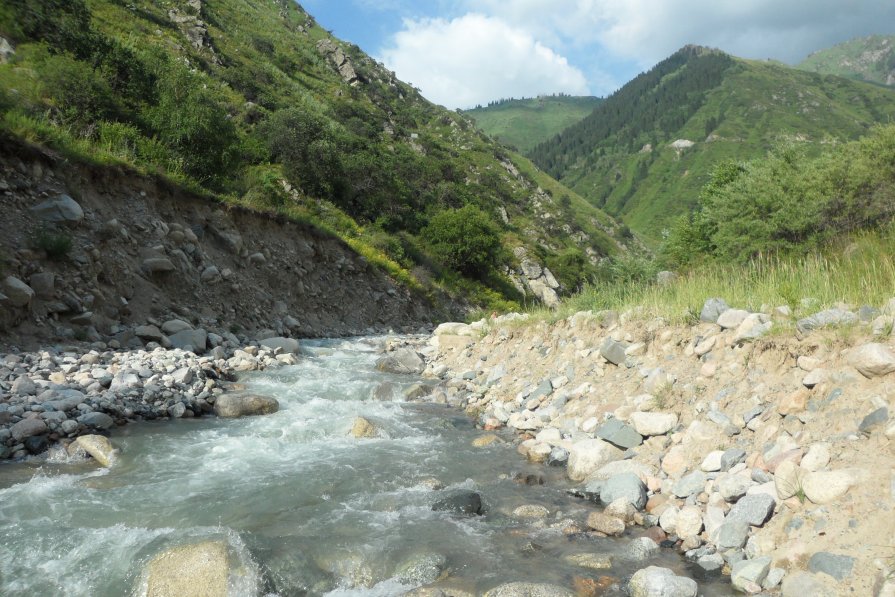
[414,301,895,596]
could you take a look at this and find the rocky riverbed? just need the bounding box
[0,320,307,460]
[406,299,895,596]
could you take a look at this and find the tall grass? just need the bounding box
[549,227,895,324]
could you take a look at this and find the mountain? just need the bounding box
[529,46,895,241]
[0,0,634,309]
[465,95,603,153]
[799,35,895,87]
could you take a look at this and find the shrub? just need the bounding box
[144,61,240,185]
[545,247,590,292]
[38,52,119,129]
[33,228,72,260]
[423,205,504,278]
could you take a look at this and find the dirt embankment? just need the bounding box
[0,138,443,350]
[421,305,895,596]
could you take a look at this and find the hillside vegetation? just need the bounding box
[465,95,602,153]
[799,34,895,87]
[0,0,629,309]
[529,46,895,241]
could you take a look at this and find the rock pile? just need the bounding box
[413,298,895,595]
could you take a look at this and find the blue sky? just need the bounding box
[302,0,895,110]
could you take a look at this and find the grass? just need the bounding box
[525,226,895,325]
[465,96,603,153]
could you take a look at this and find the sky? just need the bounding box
[301,0,895,110]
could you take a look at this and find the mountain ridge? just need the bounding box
[799,34,895,87]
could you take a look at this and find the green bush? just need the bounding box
[260,106,345,200]
[423,205,504,278]
[33,228,72,260]
[145,59,240,185]
[545,247,591,292]
[38,52,119,129]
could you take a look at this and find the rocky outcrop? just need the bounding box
[509,247,560,308]
[167,0,220,63]
[316,39,360,86]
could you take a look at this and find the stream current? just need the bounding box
[0,337,732,596]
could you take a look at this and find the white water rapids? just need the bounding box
[0,337,731,596]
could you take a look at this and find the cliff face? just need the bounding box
[0,138,443,349]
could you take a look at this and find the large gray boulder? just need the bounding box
[168,328,208,353]
[700,298,730,323]
[29,194,84,223]
[214,394,279,418]
[595,418,642,449]
[567,439,625,481]
[375,348,425,375]
[600,338,627,366]
[11,418,47,441]
[259,337,300,354]
[1,276,35,307]
[600,472,647,510]
[628,566,697,597]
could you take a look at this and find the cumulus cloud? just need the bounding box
[378,14,591,109]
[463,0,895,66]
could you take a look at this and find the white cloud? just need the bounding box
[461,0,895,66]
[378,13,591,109]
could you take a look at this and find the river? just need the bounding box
[0,337,731,596]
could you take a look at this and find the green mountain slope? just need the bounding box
[530,46,895,241]
[465,95,602,153]
[799,35,895,87]
[0,0,631,307]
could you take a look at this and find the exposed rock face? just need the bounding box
[0,139,436,345]
[510,247,560,308]
[316,39,360,86]
[167,0,220,63]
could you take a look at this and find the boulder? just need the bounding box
[11,376,37,396]
[259,337,301,354]
[600,472,647,510]
[394,552,447,585]
[169,328,208,353]
[847,343,895,378]
[566,439,625,481]
[595,418,642,449]
[433,322,476,336]
[375,348,425,375]
[144,541,231,597]
[672,470,707,498]
[731,556,771,593]
[802,470,860,504]
[162,319,193,335]
[628,566,697,597]
[349,416,380,438]
[675,506,704,538]
[629,412,677,436]
[135,325,164,342]
[700,298,730,323]
[68,434,116,467]
[432,490,484,515]
[1,276,34,307]
[29,272,55,298]
[110,372,143,393]
[214,394,279,418]
[77,412,114,429]
[11,418,47,441]
[713,520,750,550]
[142,258,176,274]
[600,338,627,366]
[483,583,573,597]
[29,194,84,223]
[797,308,858,334]
[625,537,660,561]
[717,309,750,329]
[585,511,625,536]
[726,493,775,526]
[808,552,854,582]
[781,572,837,597]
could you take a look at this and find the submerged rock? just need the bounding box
[350,416,381,438]
[432,490,484,515]
[483,582,574,597]
[394,552,447,585]
[214,394,279,418]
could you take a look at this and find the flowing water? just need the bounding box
[0,337,732,596]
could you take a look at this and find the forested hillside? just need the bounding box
[529,46,895,241]
[0,0,630,308]
[465,95,602,153]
